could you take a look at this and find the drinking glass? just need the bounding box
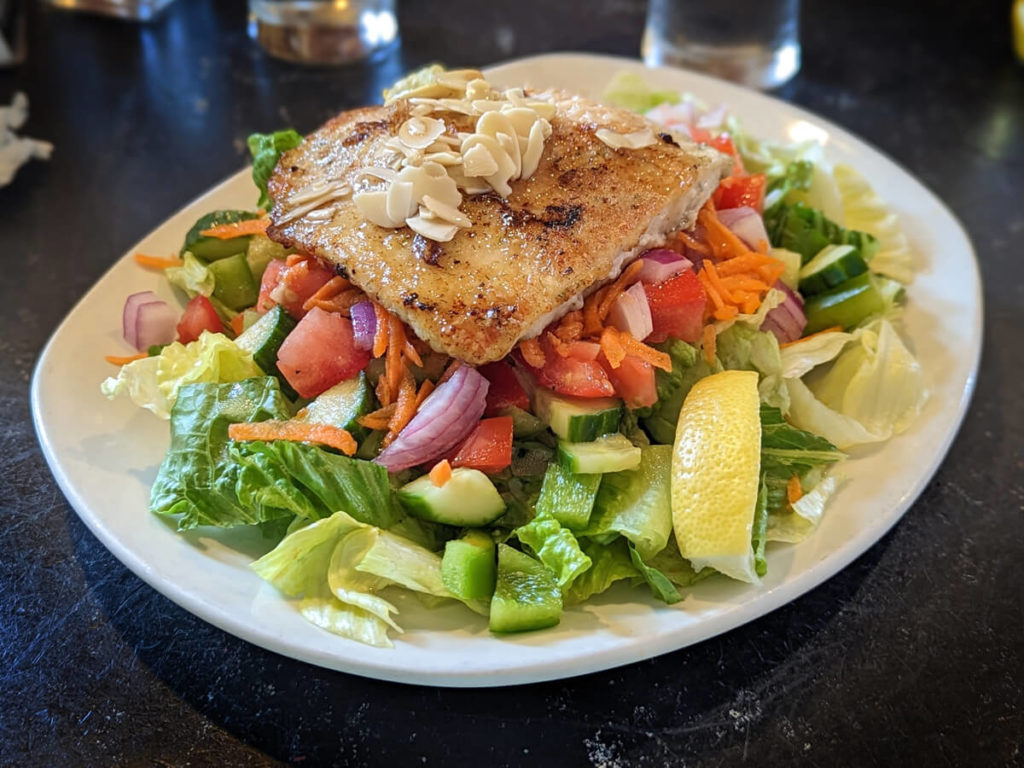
[43,0,176,21]
[248,0,398,65]
[642,0,801,89]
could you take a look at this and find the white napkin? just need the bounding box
[0,92,52,187]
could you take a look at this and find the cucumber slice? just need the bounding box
[533,387,622,442]
[298,372,374,441]
[499,405,547,438]
[772,247,802,290]
[208,252,259,311]
[799,244,868,295]
[398,468,507,527]
[235,305,298,398]
[180,210,260,261]
[442,530,497,601]
[535,462,601,530]
[489,544,562,633]
[245,233,288,282]
[558,433,642,475]
[803,272,886,333]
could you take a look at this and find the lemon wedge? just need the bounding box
[671,370,761,583]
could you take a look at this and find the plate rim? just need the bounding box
[30,52,983,687]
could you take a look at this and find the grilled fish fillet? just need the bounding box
[267,91,732,365]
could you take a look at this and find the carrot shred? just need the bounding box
[301,276,349,312]
[697,268,726,312]
[616,329,673,372]
[414,379,435,409]
[199,218,270,239]
[228,420,356,455]
[230,313,246,336]
[403,340,423,368]
[547,332,572,358]
[779,325,844,349]
[358,402,396,430]
[675,230,711,255]
[430,459,453,488]
[285,253,305,267]
[104,352,148,365]
[597,260,644,320]
[372,303,389,359]
[787,474,804,505]
[599,327,627,369]
[582,289,606,337]
[701,261,734,304]
[712,305,739,321]
[386,317,408,396]
[552,310,584,343]
[383,371,418,448]
[375,372,393,408]
[702,324,717,365]
[134,253,184,269]
[519,337,546,369]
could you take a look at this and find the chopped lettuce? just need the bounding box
[247,129,303,210]
[515,515,592,589]
[767,474,840,543]
[779,330,857,379]
[627,542,682,604]
[582,445,673,560]
[751,478,770,577]
[101,331,263,419]
[149,377,292,530]
[564,538,639,604]
[716,321,788,412]
[165,252,237,325]
[601,72,680,113]
[640,339,718,445]
[645,536,708,587]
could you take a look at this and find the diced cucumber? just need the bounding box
[208,252,259,311]
[772,247,802,290]
[246,233,288,282]
[874,274,906,307]
[534,462,601,530]
[442,530,497,601]
[803,272,886,333]
[489,544,562,633]
[235,305,297,398]
[798,244,868,295]
[180,210,260,261]
[499,405,547,438]
[398,468,507,527]
[298,372,374,441]
[533,387,622,442]
[558,433,642,475]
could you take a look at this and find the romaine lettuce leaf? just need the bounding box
[645,535,708,587]
[101,331,263,419]
[640,339,718,444]
[767,474,840,543]
[627,542,682,604]
[247,129,303,209]
[716,322,788,412]
[515,516,592,589]
[149,377,292,530]
[563,538,639,604]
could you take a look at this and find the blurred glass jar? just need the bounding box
[249,0,398,65]
[43,0,176,21]
[642,0,801,89]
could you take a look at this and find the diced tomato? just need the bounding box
[449,416,514,474]
[528,335,615,398]
[690,129,744,174]
[176,295,225,343]
[644,270,707,344]
[256,259,288,314]
[479,361,530,416]
[604,354,658,409]
[276,307,371,398]
[256,256,335,319]
[713,173,767,213]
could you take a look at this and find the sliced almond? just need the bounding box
[398,116,446,150]
[421,194,471,228]
[407,211,459,243]
[596,128,658,150]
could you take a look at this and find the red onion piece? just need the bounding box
[717,207,770,250]
[134,300,178,351]
[608,282,653,340]
[761,281,807,344]
[350,301,376,351]
[123,291,159,349]
[374,365,489,472]
[639,249,693,284]
[696,104,728,129]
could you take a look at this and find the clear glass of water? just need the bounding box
[248,0,398,65]
[642,0,801,90]
[43,0,176,21]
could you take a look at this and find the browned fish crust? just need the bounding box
[267,95,731,365]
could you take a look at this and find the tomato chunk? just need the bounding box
[644,270,707,344]
[176,295,225,343]
[713,173,766,213]
[276,307,371,398]
[479,361,530,416]
[256,256,335,319]
[449,416,514,474]
[528,335,615,398]
[604,354,658,409]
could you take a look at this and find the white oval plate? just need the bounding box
[31,53,981,687]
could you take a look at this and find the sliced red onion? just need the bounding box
[717,207,770,250]
[123,291,177,351]
[639,249,693,284]
[350,301,376,351]
[761,281,807,344]
[608,282,653,340]
[374,365,489,472]
[696,103,729,130]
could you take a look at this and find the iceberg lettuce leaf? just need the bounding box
[247,129,303,209]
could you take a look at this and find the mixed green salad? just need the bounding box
[101,72,926,648]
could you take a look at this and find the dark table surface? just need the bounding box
[2,0,1022,765]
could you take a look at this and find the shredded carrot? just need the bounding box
[675,230,711,255]
[697,267,726,313]
[716,253,776,276]
[228,420,356,455]
[582,288,606,337]
[414,379,435,409]
[597,260,644,320]
[713,305,739,321]
[386,317,408,396]
[779,326,844,349]
[403,340,423,368]
[134,253,184,269]
[301,276,349,312]
[383,372,418,448]
[701,261,734,304]
[546,332,572,358]
[358,402,396,431]
[375,372,393,408]
[600,326,627,369]
[787,474,804,505]
[372,303,389,359]
[698,202,753,262]
[430,459,453,488]
[199,218,270,239]
[438,359,462,384]
[519,337,546,369]
[104,352,148,365]
[702,324,717,365]
[552,310,584,343]
[230,313,246,336]
[615,329,673,372]
[286,253,305,267]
